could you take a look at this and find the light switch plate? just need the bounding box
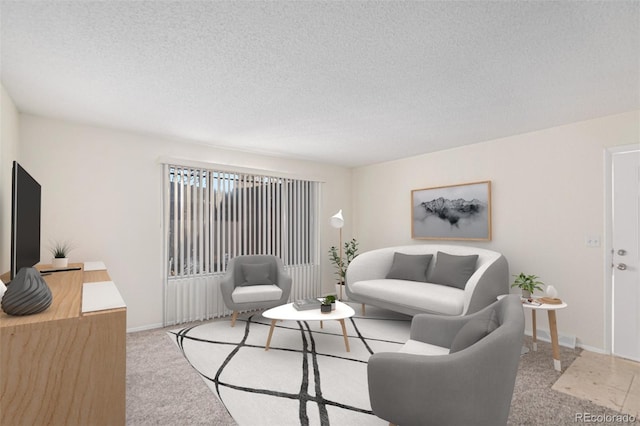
[585,235,601,247]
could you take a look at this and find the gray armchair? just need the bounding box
[220,255,292,327]
[367,294,524,426]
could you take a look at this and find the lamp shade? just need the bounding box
[545,285,558,298]
[330,209,344,228]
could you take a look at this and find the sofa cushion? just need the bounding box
[429,252,479,289]
[449,308,499,353]
[350,279,465,315]
[385,252,433,282]
[241,263,273,286]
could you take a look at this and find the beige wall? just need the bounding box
[0,85,20,274]
[5,99,638,345]
[17,114,352,330]
[352,110,640,351]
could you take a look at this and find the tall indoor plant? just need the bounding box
[328,238,358,299]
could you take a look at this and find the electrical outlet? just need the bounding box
[585,235,601,247]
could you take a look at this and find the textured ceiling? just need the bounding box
[1,1,638,167]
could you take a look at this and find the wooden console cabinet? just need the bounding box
[0,265,126,425]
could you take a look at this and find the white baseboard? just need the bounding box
[127,322,164,333]
[524,329,576,349]
[577,344,608,355]
[524,329,609,354]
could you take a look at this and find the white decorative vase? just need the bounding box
[52,257,68,268]
[545,285,558,298]
[336,283,348,301]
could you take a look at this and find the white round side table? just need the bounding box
[521,299,568,371]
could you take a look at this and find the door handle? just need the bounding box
[614,263,627,271]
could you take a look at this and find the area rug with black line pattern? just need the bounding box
[168,303,411,426]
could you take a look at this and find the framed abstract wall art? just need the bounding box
[411,181,492,241]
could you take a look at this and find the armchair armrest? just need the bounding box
[409,314,468,348]
[368,326,521,426]
[220,267,236,304]
[409,304,497,348]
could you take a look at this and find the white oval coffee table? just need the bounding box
[263,300,355,352]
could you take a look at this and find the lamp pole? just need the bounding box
[330,209,345,300]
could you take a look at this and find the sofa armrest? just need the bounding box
[462,254,509,314]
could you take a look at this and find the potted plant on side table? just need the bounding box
[511,273,544,299]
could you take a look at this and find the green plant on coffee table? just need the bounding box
[511,273,544,296]
[324,295,336,304]
[49,240,73,259]
[328,238,359,285]
[320,295,334,313]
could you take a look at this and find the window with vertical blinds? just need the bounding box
[166,165,319,276]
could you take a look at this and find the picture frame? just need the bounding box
[411,180,491,241]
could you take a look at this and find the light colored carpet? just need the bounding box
[127,304,631,425]
[127,323,236,425]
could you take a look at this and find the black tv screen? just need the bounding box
[11,161,41,280]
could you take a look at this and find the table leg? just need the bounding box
[548,310,561,371]
[265,319,277,351]
[531,310,538,351]
[320,320,323,329]
[339,319,350,352]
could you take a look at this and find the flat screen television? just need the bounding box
[10,161,41,280]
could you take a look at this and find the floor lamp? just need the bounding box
[330,209,344,300]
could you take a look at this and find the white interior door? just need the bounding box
[612,147,640,361]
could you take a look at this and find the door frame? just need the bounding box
[604,144,640,355]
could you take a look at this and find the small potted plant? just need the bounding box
[324,294,336,311]
[511,273,544,299]
[320,297,333,313]
[50,241,73,268]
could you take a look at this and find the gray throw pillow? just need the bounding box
[241,263,273,286]
[429,252,479,289]
[385,252,433,282]
[449,308,499,353]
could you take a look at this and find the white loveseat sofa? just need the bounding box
[345,244,509,316]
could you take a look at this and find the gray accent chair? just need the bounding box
[220,255,292,326]
[367,294,524,426]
